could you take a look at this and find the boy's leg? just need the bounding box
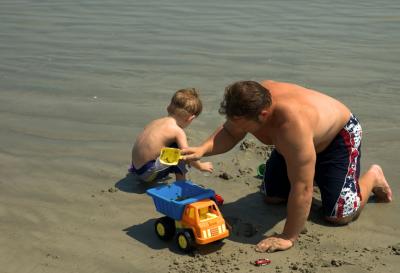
[167,142,187,181]
[171,160,188,181]
[175,172,186,181]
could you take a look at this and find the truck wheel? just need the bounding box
[155,217,175,240]
[176,230,194,252]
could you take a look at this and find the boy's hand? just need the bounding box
[199,161,214,173]
[181,146,205,161]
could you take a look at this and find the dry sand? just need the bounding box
[0,138,399,273]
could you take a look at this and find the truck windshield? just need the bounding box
[198,205,219,222]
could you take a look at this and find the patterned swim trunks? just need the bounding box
[129,157,187,182]
[262,114,362,218]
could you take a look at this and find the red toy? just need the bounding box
[214,193,224,206]
[254,258,271,266]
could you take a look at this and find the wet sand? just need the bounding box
[1,136,398,273]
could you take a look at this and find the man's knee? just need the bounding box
[324,209,361,225]
[264,196,287,204]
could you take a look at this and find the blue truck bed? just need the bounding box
[146,180,215,220]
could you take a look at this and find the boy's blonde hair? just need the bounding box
[167,88,202,117]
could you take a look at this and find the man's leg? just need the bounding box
[358,164,392,205]
[316,114,364,225]
[319,112,392,225]
[265,196,287,204]
[263,150,290,204]
[325,165,392,225]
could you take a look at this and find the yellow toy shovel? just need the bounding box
[159,147,183,165]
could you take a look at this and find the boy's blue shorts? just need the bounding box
[129,142,187,182]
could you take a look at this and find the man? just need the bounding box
[182,80,392,252]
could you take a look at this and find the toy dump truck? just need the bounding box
[147,181,229,252]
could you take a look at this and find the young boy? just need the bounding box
[130,88,213,182]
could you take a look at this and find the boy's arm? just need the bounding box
[189,160,214,173]
[174,127,190,149]
[174,127,214,172]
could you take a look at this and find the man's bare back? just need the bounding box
[255,80,351,153]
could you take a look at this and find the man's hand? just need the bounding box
[181,146,205,161]
[255,234,294,253]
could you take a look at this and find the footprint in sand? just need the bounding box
[225,216,258,238]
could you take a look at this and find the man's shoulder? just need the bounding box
[260,79,277,89]
[272,105,313,140]
[260,80,297,89]
[272,103,298,125]
[260,79,274,85]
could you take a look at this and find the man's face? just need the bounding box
[226,116,263,134]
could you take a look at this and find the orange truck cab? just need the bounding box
[180,199,229,245]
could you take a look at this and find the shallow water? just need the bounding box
[1,1,399,272]
[0,0,399,187]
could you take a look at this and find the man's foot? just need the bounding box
[370,165,392,202]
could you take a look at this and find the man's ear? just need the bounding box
[187,115,196,122]
[258,109,269,122]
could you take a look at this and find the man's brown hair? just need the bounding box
[219,81,272,120]
[167,88,203,117]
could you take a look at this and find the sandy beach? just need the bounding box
[1,135,399,273]
[1,0,399,272]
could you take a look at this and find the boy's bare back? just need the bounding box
[132,116,185,169]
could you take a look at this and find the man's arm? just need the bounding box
[280,131,316,242]
[256,119,315,252]
[181,121,246,160]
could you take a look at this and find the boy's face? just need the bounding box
[182,114,196,128]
